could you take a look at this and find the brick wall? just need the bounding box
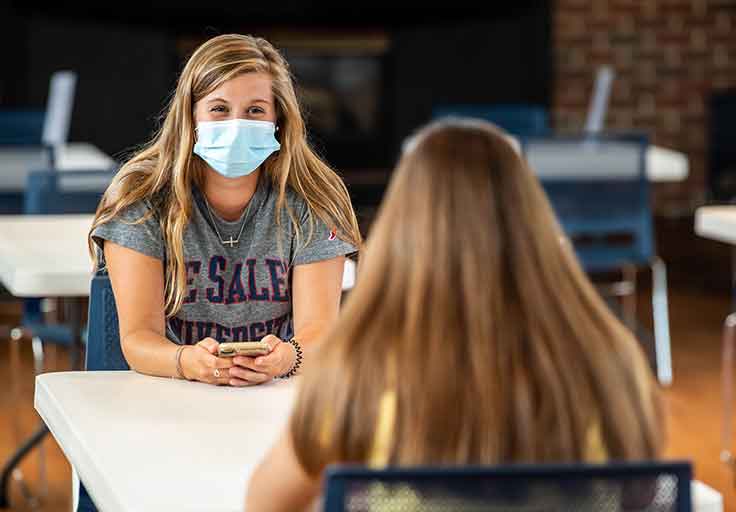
[553,0,736,214]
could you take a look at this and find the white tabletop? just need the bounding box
[507,135,688,182]
[695,206,736,246]
[0,214,94,297]
[647,145,688,182]
[36,371,721,512]
[35,371,298,512]
[0,142,116,191]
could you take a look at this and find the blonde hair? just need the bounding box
[89,34,361,316]
[291,118,663,473]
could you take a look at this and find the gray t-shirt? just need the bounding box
[92,177,356,345]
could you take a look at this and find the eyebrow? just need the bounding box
[205,97,271,104]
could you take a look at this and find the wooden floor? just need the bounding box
[0,284,734,511]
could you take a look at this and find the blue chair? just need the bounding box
[522,134,672,385]
[0,110,47,213]
[323,461,693,511]
[433,104,550,138]
[85,272,127,372]
[0,110,45,145]
[25,169,114,214]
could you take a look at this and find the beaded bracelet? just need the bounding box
[278,338,303,379]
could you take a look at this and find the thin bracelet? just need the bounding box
[278,338,303,379]
[175,345,188,380]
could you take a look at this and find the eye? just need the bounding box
[248,106,266,115]
[209,105,227,113]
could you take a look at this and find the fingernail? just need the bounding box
[256,358,264,365]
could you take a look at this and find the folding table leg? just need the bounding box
[651,257,672,386]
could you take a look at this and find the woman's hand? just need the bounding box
[180,338,235,385]
[229,335,296,387]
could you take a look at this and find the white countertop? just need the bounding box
[36,371,298,512]
[0,214,94,297]
[0,143,116,191]
[695,206,736,246]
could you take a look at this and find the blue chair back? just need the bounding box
[0,110,45,145]
[433,104,550,137]
[323,461,692,512]
[522,134,652,271]
[86,273,128,371]
[24,169,115,215]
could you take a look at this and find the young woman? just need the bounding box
[245,118,664,510]
[89,34,361,387]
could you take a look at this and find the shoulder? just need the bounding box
[94,194,163,236]
[107,197,162,227]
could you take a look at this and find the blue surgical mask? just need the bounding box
[193,119,281,178]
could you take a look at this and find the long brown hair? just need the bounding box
[291,118,662,473]
[88,34,362,316]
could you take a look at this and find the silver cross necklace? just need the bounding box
[203,193,253,248]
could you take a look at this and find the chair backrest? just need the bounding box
[24,169,115,215]
[522,133,652,271]
[433,104,550,138]
[0,110,45,145]
[42,70,77,148]
[323,461,693,512]
[86,273,128,371]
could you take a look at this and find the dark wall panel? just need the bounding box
[24,16,174,158]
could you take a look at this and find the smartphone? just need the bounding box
[218,341,271,357]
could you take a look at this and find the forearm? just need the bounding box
[121,329,182,378]
[292,322,332,367]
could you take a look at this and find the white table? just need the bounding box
[35,371,722,512]
[695,206,736,245]
[505,135,688,183]
[692,481,724,512]
[0,143,116,192]
[0,215,95,297]
[36,371,298,512]
[647,145,689,182]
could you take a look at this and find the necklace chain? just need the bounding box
[203,194,252,248]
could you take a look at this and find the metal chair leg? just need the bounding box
[721,313,736,481]
[9,328,24,441]
[651,257,673,386]
[30,336,48,499]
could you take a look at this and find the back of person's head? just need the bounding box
[291,118,662,474]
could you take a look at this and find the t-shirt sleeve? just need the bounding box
[291,204,357,266]
[91,199,164,267]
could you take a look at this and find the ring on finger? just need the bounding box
[214,368,221,378]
